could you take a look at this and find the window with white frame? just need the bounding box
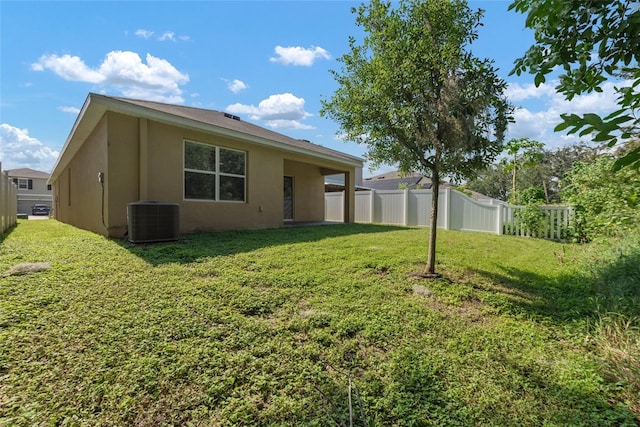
[17,179,30,189]
[184,140,246,202]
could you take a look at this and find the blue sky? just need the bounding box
[0,1,625,177]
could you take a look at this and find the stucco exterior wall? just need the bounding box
[105,113,140,235]
[53,116,108,234]
[283,159,325,222]
[143,120,286,233]
[54,108,357,238]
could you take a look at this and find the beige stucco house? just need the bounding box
[7,168,53,215]
[48,93,363,238]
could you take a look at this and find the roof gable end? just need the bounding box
[49,93,363,182]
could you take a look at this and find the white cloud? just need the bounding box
[32,51,189,103]
[269,46,331,66]
[505,79,631,150]
[0,123,59,171]
[549,81,624,114]
[135,29,189,42]
[31,54,104,83]
[226,93,314,129]
[505,82,557,102]
[224,79,248,94]
[265,119,314,130]
[158,31,175,42]
[135,29,154,39]
[58,106,80,114]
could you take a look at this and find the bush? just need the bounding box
[561,156,640,241]
[514,203,547,237]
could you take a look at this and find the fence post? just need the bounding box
[369,190,374,224]
[495,204,503,235]
[403,189,409,226]
[561,207,568,240]
[443,188,450,230]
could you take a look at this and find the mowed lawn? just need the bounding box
[1,219,638,426]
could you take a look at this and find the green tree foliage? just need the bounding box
[509,0,640,170]
[465,143,597,203]
[460,163,511,201]
[321,0,511,275]
[561,155,640,241]
[501,137,544,204]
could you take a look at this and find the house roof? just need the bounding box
[6,168,50,179]
[362,170,494,200]
[50,93,363,182]
[363,171,451,191]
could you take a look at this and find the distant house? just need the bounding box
[7,168,53,215]
[363,171,451,191]
[324,173,366,192]
[362,170,496,202]
[48,93,363,238]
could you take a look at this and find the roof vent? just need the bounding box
[223,112,241,121]
[127,201,180,243]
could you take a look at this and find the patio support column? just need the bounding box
[343,170,355,223]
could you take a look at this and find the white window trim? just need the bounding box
[18,178,29,189]
[183,139,246,202]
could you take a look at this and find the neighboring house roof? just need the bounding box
[363,171,452,191]
[7,168,50,179]
[466,190,497,202]
[50,93,363,182]
[324,177,370,192]
[362,170,494,201]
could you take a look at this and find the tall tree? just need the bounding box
[501,137,544,203]
[465,142,598,203]
[321,0,511,276]
[509,0,640,170]
[462,163,511,201]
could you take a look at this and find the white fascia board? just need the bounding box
[48,94,105,183]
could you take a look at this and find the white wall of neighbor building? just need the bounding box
[7,169,53,215]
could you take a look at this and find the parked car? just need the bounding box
[31,204,50,216]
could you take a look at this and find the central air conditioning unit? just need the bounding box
[127,201,180,243]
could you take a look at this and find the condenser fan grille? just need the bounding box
[127,201,180,243]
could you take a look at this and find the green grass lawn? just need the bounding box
[1,219,638,426]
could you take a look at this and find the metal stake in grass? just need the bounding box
[348,376,353,427]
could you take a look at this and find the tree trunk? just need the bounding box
[542,180,550,204]
[512,164,517,203]
[424,167,440,277]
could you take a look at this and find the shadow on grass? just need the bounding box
[0,221,19,242]
[469,242,640,324]
[118,223,407,266]
[451,241,640,423]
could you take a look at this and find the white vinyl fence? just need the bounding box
[325,188,573,240]
[1,162,18,234]
[325,191,345,222]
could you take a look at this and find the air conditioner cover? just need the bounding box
[127,201,180,243]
